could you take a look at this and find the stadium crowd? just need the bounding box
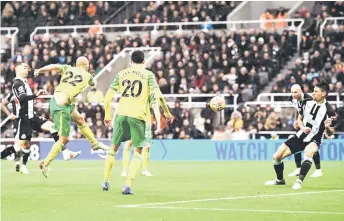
[1,1,122,43]
[1,26,297,139]
[123,1,238,30]
[270,1,344,132]
[1,1,343,140]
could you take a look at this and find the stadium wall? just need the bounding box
[1,139,344,161]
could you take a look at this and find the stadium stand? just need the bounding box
[1,1,343,140]
[124,1,239,29]
[1,1,123,43]
[269,2,344,134]
[1,26,297,139]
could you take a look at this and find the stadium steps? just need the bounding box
[104,1,148,24]
[259,54,299,99]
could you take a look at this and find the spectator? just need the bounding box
[88,19,103,36]
[86,2,97,18]
[260,10,274,29]
[275,7,287,28]
[229,111,244,132]
[86,86,104,103]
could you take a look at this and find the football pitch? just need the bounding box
[2,161,344,221]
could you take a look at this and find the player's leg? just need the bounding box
[122,117,147,195]
[20,139,31,174]
[288,152,302,176]
[121,140,132,177]
[141,144,153,176]
[9,119,21,171]
[12,117,32,174]
[292,142,319,190]
[1,145,16,159]
[39,119,59,140]
[39,100,71,177]
[14,147,21,172]
[264,142,292,185]
[310,151,322,177]
[71,106,108,150]
[141,123,153,176]
[39,119,81,160]
[102,115,127,191]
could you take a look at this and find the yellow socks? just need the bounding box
[122,143,131,173]
[104,149,116,182]
[125,151,142,187]
[142,146,150,172]
[44,141,64,166]
[78,122,98,147]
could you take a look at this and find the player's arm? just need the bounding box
[1,94,16,120]
[12,80,45,102]
[148,73,173,121]
[34,64,62,76]
[104,75,119,125]
[151,101,161,134]
[324,105,336,136]
[293,110,299,130]
[89,77,96,87]
[297,100,311,134]
[34,64,71,77]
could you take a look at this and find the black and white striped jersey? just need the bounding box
[12,78,35,119]
[296,99,336,144]
[4,92,16,116]
[290,93,312,115]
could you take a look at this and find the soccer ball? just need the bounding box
[209,96,226,112]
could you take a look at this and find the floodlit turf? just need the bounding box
[1,160,344,221]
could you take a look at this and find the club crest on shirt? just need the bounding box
[18,86,25,93]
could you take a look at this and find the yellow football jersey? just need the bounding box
[55,65,94,102]
[110,64,159,121]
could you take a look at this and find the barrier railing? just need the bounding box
[87,46,161,95]
[1,131,343,142]
[35,93,239,109]
[244,92,344,108]
[0,94,239,127]
[0,27,19,58]
[94,46,161,80]
[251,131,344,139]
[30,19,305,51]
[320,16,344,38]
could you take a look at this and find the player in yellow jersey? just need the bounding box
[121,93,161,177]
[34,56,109,177]
[102,51,172,194]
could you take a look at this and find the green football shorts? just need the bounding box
[50,98,74,137]
[112,115,148,148]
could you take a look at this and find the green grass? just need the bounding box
[2,161,344,221]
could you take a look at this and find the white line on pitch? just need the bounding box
[117,189,344,208]
[1,167,103,173]
[130,206,344,215]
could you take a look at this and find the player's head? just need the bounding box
[76,56,89,71]
[290,84,303,100]
[15,62,29,78]
[313,81,330,102]
[131,51,145,64]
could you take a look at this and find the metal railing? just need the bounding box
[251,131,344,139]
[93,46,161,82]
[0,27,19,58]
[34,93,239,109]
[320,17,344,38]
[30,19,304,51]
[2,131,343,142]
[244,92,344,108]
[0,93,239,127]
